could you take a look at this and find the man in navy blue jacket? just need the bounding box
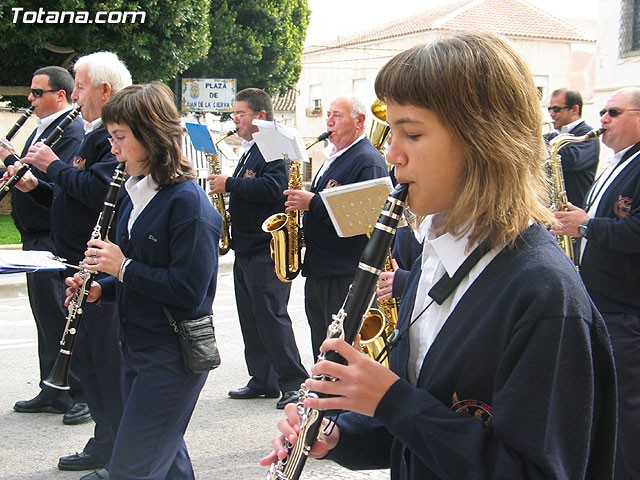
[284,95,389,357]
[17,51,132,479]
[1,66,85,421]
[554,86,640,480]
[208,88,308,410]
[545,88,600,208]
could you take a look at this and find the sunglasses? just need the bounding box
[599,108,640,118]
[30,88,59,98]
[547,106,571,113]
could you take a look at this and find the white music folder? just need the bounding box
[252,120,309,163]
[0,250,66,274]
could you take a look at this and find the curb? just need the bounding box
[0,249,235,299]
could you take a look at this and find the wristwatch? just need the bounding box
[578,218,590,238]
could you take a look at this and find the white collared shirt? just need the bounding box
[312,134,366,188]
[31,108,73,146]
[124,174,160,236]
[558,118,583,135]
[407,220,502,385]
[84,118,102,134]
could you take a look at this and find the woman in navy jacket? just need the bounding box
[65,82,222,480]
[262,33,616,479]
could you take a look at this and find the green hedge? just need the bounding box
[0,215,21,245]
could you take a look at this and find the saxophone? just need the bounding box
[358,99,399,365]
[44,163,126,390]
[265,183,408,480]
[359,248,399,367]
[262,131,330,283]
[207,129,236,255]
[547,128,604,260]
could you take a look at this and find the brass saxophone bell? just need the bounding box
[369,99,391,153]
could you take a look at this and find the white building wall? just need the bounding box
[296,31,596,175]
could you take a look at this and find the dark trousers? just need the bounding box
[304,274,353,359]
[22,235,77,408]
[603,312,640,480]
[109,341,206,480]
[234,252,308,393]
[73,297,123,463]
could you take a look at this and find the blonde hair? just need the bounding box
[375,32,553,248]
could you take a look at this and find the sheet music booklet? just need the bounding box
[0,250,67,274]
[319,176,394,238]
[252,120,309,163]
[185,122,217,154]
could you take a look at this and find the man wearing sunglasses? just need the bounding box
[0,66,85,424]
[553,86,640,480]
[545,88,600,208]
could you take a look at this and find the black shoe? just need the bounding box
[228,386,280,399]
[58,452,106,471]
[63,403,91,425]
[80,469,110,479]
[276,390,301,409]
[13,392,67,414]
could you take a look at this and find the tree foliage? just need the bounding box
[0,0,211,107]
[182,0,311,97]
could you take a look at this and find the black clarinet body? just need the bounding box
[5,106,34,141]
[43,162,126,390]
[0,106,80,202]
[267,182,409,480]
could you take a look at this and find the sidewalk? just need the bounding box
[0,244,235,299]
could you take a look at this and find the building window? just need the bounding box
[620,0,640,57]
[307,84,322,116]
[533,75,548,101]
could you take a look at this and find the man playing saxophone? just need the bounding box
[545,88,600,208]
[553,86,640,480]
[207,88,308,410]
[283,94,389,359]
[263,33,616,479]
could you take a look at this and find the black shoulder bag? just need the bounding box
[161,304,221,374]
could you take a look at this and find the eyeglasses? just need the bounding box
[30,88,59,98]
[599,108,640,118]
[547,106,571,113]
[232,111,255,119]
[108,136,126,146]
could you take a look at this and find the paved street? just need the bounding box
[0,265,390,479]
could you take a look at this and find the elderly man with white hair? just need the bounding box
[284,94,389,358]
[14,51,132,480]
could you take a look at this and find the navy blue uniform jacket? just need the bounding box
[303,138,388,277]
[27,125,118,265]
[545,120,600,208]
[100,180,222,351]
[4,112,84,237]
[580,142,640,314]
[328,223,617,479]
[225,143,288,256]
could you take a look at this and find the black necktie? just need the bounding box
[233,150,250,178]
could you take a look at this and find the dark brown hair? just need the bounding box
[102,82,195,186]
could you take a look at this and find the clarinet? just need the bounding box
[267,182,409,480]
[43,162,127,390]
[0,106,80,202]
[5,106,34,141]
